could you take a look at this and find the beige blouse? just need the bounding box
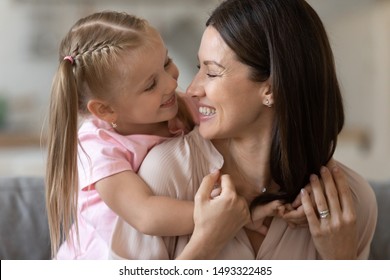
[109,127,378,259]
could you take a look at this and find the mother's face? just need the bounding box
[187,26,272,140]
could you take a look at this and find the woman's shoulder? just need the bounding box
[335,159,378,258]
[137,130,197,197]
[141,127,223,170]
[138,127,224,197]
[335,160,377,207]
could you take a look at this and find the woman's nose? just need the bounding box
[186,74,204,98]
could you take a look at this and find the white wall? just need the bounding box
[308,0,390,180]
[0,0,389,180]
[0,0,217,133]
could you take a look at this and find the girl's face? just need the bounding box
[187,26,270,140]
[110,28,179,134]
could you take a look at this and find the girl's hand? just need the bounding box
[179,170,250,259]
[301,165,358,259]
[194,171,250,248]
[280,204,308,229]
[245,200,284,235]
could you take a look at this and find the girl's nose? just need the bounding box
[168,63,179,81]
[163,70,178,94]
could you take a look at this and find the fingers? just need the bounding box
[319,166,341,215]
[210,187,222,198]
[195,170,220,202]
[302,165,350,229]
[282,206,308,228]
[291,192,302,208]
[251,200,282,220]
[300,188,321,229]
[191,171,250,258]
[302,163,359,259]
[277,205,286,217]
[246,200,282,234]
[310,173,329,216]
[319,165,355,215]
[291,184,313,208]
[282,205,304,220]
[326,158,337,170]
[214,173,250,225]
[331,166,356,221]
[219,173,237,195]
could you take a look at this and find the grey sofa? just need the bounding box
[0,177,50,259]
[0,176,389,260]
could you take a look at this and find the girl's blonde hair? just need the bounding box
[45,11,150,258]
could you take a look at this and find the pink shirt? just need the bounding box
[56,116,185,259]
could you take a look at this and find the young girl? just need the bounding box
[45,11,202,259]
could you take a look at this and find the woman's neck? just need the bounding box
[212,135,272,204]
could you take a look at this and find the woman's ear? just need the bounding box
[87,99,117,123]
[260,80,274,108]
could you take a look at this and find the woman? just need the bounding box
[110,0,377,259]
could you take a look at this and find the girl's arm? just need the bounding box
[95,170,194,236]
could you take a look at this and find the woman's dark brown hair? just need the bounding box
[207,0,344,204]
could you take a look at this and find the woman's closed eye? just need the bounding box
[196,65,222,78]
[206,73,221,78]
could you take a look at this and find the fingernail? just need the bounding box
[310,174,317,182]
[210,168,220,174]
[320,166,327,174]
[300,188,306,195]
[332,166,339,173]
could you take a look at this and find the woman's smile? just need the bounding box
[198,106,216,116]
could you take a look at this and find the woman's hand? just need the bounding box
[280,159,346,229]
[301,165,358,259]
[178,170,250,259]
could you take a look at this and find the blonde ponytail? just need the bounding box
[46,59,80,257]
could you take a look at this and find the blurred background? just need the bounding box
[0,0,389,181]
